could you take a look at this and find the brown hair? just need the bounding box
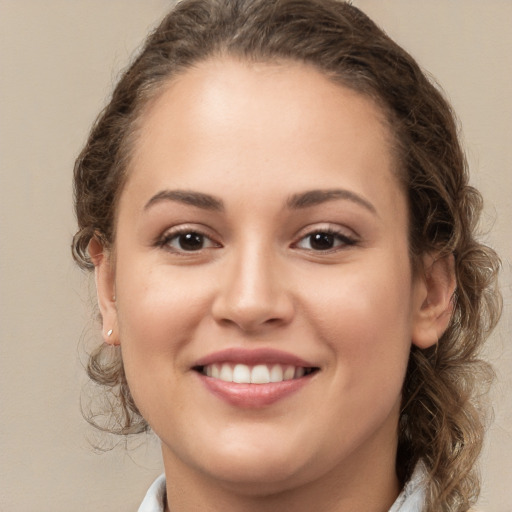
[72,1,501,510]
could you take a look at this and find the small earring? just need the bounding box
[107,329,113,337]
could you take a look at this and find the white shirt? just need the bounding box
[138,464,426,512]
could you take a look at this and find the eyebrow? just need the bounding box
[144,187,377,215]
[144,189,224,212]
[286,189,377,215]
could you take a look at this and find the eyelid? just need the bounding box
[156,224,222,252]
[291,223,359,251]
[295,222,359,239]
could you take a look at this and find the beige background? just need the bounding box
[0,1,510,510]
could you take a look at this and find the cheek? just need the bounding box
[116,261,211,340]
[303,253,414,389]
[113,262,214,402]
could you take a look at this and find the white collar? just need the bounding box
[138,464,426,512]
[138,473,166,512]
[388,463,426,512]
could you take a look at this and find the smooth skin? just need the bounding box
[91,58,455,512]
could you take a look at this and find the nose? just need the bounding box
[211,245,295,333]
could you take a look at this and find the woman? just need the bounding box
[72,0,501,511]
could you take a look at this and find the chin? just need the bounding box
[200,454,312,495]
[166,429,318,493]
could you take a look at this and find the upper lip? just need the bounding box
[193,347,317,368]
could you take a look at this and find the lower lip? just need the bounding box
[197,373,313,408]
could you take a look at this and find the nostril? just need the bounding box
[212,303,292,332]
[210,266,295,331]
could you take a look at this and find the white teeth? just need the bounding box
[203,363,312,384]
[283,366,295,380]
[219,364,233,382]
[233,364,251,383]
[251,364,270,384]
[269,364,284,382]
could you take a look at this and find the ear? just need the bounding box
[412,253,456,349]
[88,237,119,346]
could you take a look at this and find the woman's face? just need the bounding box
[99,58,429,492]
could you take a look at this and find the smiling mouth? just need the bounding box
[194,363,319,384]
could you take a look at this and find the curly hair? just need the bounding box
[72,1,502,510]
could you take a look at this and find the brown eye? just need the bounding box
[178,233,204,251]
[164,231,218,252]
[309,233,336,250]
[296,231,356,252]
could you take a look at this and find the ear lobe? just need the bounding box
[412,253,456,349]
[88,238,119,346]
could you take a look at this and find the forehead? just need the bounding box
[135,57,394,151]
[122,57,404,219]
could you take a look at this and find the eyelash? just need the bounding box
[157,226,221,254]
[156,226,358,254]
[293,228,358,252]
